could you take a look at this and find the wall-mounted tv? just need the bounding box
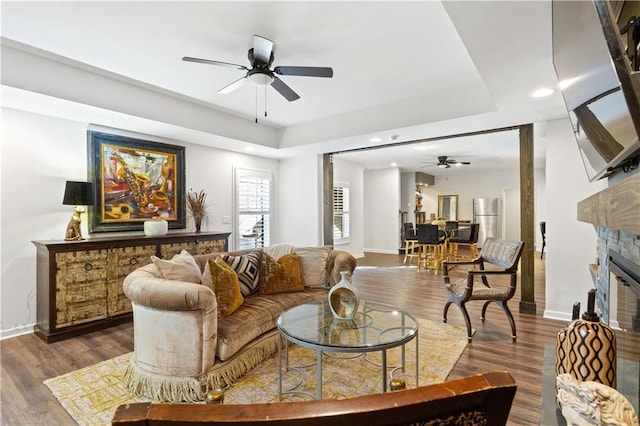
[552,0,640,181]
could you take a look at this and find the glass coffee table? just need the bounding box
[277,300,418,400]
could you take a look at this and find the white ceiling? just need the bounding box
[0,1,569,176]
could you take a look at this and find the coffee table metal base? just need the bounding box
[277,332,418,400]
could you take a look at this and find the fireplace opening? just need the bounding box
[609,249,640,413]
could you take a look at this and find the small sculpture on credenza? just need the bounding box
[65,206,85,241]
[62,181,93,241]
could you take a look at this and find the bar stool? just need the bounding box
[402,223,419,265]
[416,223,444,272]
[449,223,480,261]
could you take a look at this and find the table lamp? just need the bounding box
[63,181,93,241]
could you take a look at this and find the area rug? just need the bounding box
[44,318,468,426]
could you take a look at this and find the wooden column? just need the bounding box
[322,153,334,246]
[519,124,536,314]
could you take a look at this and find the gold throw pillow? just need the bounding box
[259,253,305,294]
[207,257,243,318]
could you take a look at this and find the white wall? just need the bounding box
[333,157,365,258]
[502,187,521,241]
[400,172,417,223]
[535,167,547,251]
[0,107,279,338]
[363,168,401,253]
[277,156,321,246]
[543,118,607,321]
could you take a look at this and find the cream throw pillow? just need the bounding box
[151,250,202,283]
[294,246,332,288]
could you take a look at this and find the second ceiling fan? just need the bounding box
[421,156,471,169]
[182,35,333,102]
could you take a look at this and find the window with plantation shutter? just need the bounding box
[236,168,271,250]
[333,183,350,244]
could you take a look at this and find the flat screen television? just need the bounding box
[552,0,640,181]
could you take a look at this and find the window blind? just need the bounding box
[333,184,350,244]
[236,169,271,250]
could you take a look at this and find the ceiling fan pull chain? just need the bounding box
[255,86,258,124]
[264,83,268,117]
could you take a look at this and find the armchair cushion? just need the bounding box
[448,282,510,301]
[221,251,261,296]
[151,250,202,284]
[259,253,305,294]
[206,257,243,318]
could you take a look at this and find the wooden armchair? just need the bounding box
[112,371,516,425]
[442,238,525,342]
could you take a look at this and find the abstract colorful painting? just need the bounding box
[88,131,185,233]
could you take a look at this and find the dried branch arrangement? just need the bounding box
[186,189,209,232]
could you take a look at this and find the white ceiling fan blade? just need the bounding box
[182,57,248,71]
[218,76,248,94]
[253,35,274,65]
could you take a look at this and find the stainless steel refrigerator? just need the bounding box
[473,198,499,248]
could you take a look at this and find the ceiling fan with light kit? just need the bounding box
[182,35,334,102]
[420,156,471,169]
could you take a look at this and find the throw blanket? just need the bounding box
[264,243,295,260]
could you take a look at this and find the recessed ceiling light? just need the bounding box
[244,146,254,152]
[370,137,382,143]
[390,162,397,167]
[531,88,554,98]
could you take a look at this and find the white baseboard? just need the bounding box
[1,323,34,340]
[543,310,573,323]
[363,248,399,255]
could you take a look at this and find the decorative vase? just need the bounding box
[555,290,617,408]
[144,218,168,237]
[328,271,359,320]
[193,214,203,233]
[186,189,208,233]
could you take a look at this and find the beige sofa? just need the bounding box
[122,244,356,403]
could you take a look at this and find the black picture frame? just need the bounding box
[87,131,186,233]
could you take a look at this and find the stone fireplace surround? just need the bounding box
[595,227,640,324]
[578,172,640,323]
[577,172,640,413]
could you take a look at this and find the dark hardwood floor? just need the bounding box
[1,250,564,425]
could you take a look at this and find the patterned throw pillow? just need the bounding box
[207,257,243,318]
[259,252,305,294]
[222,252,261,296]
[151,250,202,283]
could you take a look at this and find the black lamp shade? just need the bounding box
[63,181,94,206]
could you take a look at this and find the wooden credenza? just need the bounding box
[32,231,230,342]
